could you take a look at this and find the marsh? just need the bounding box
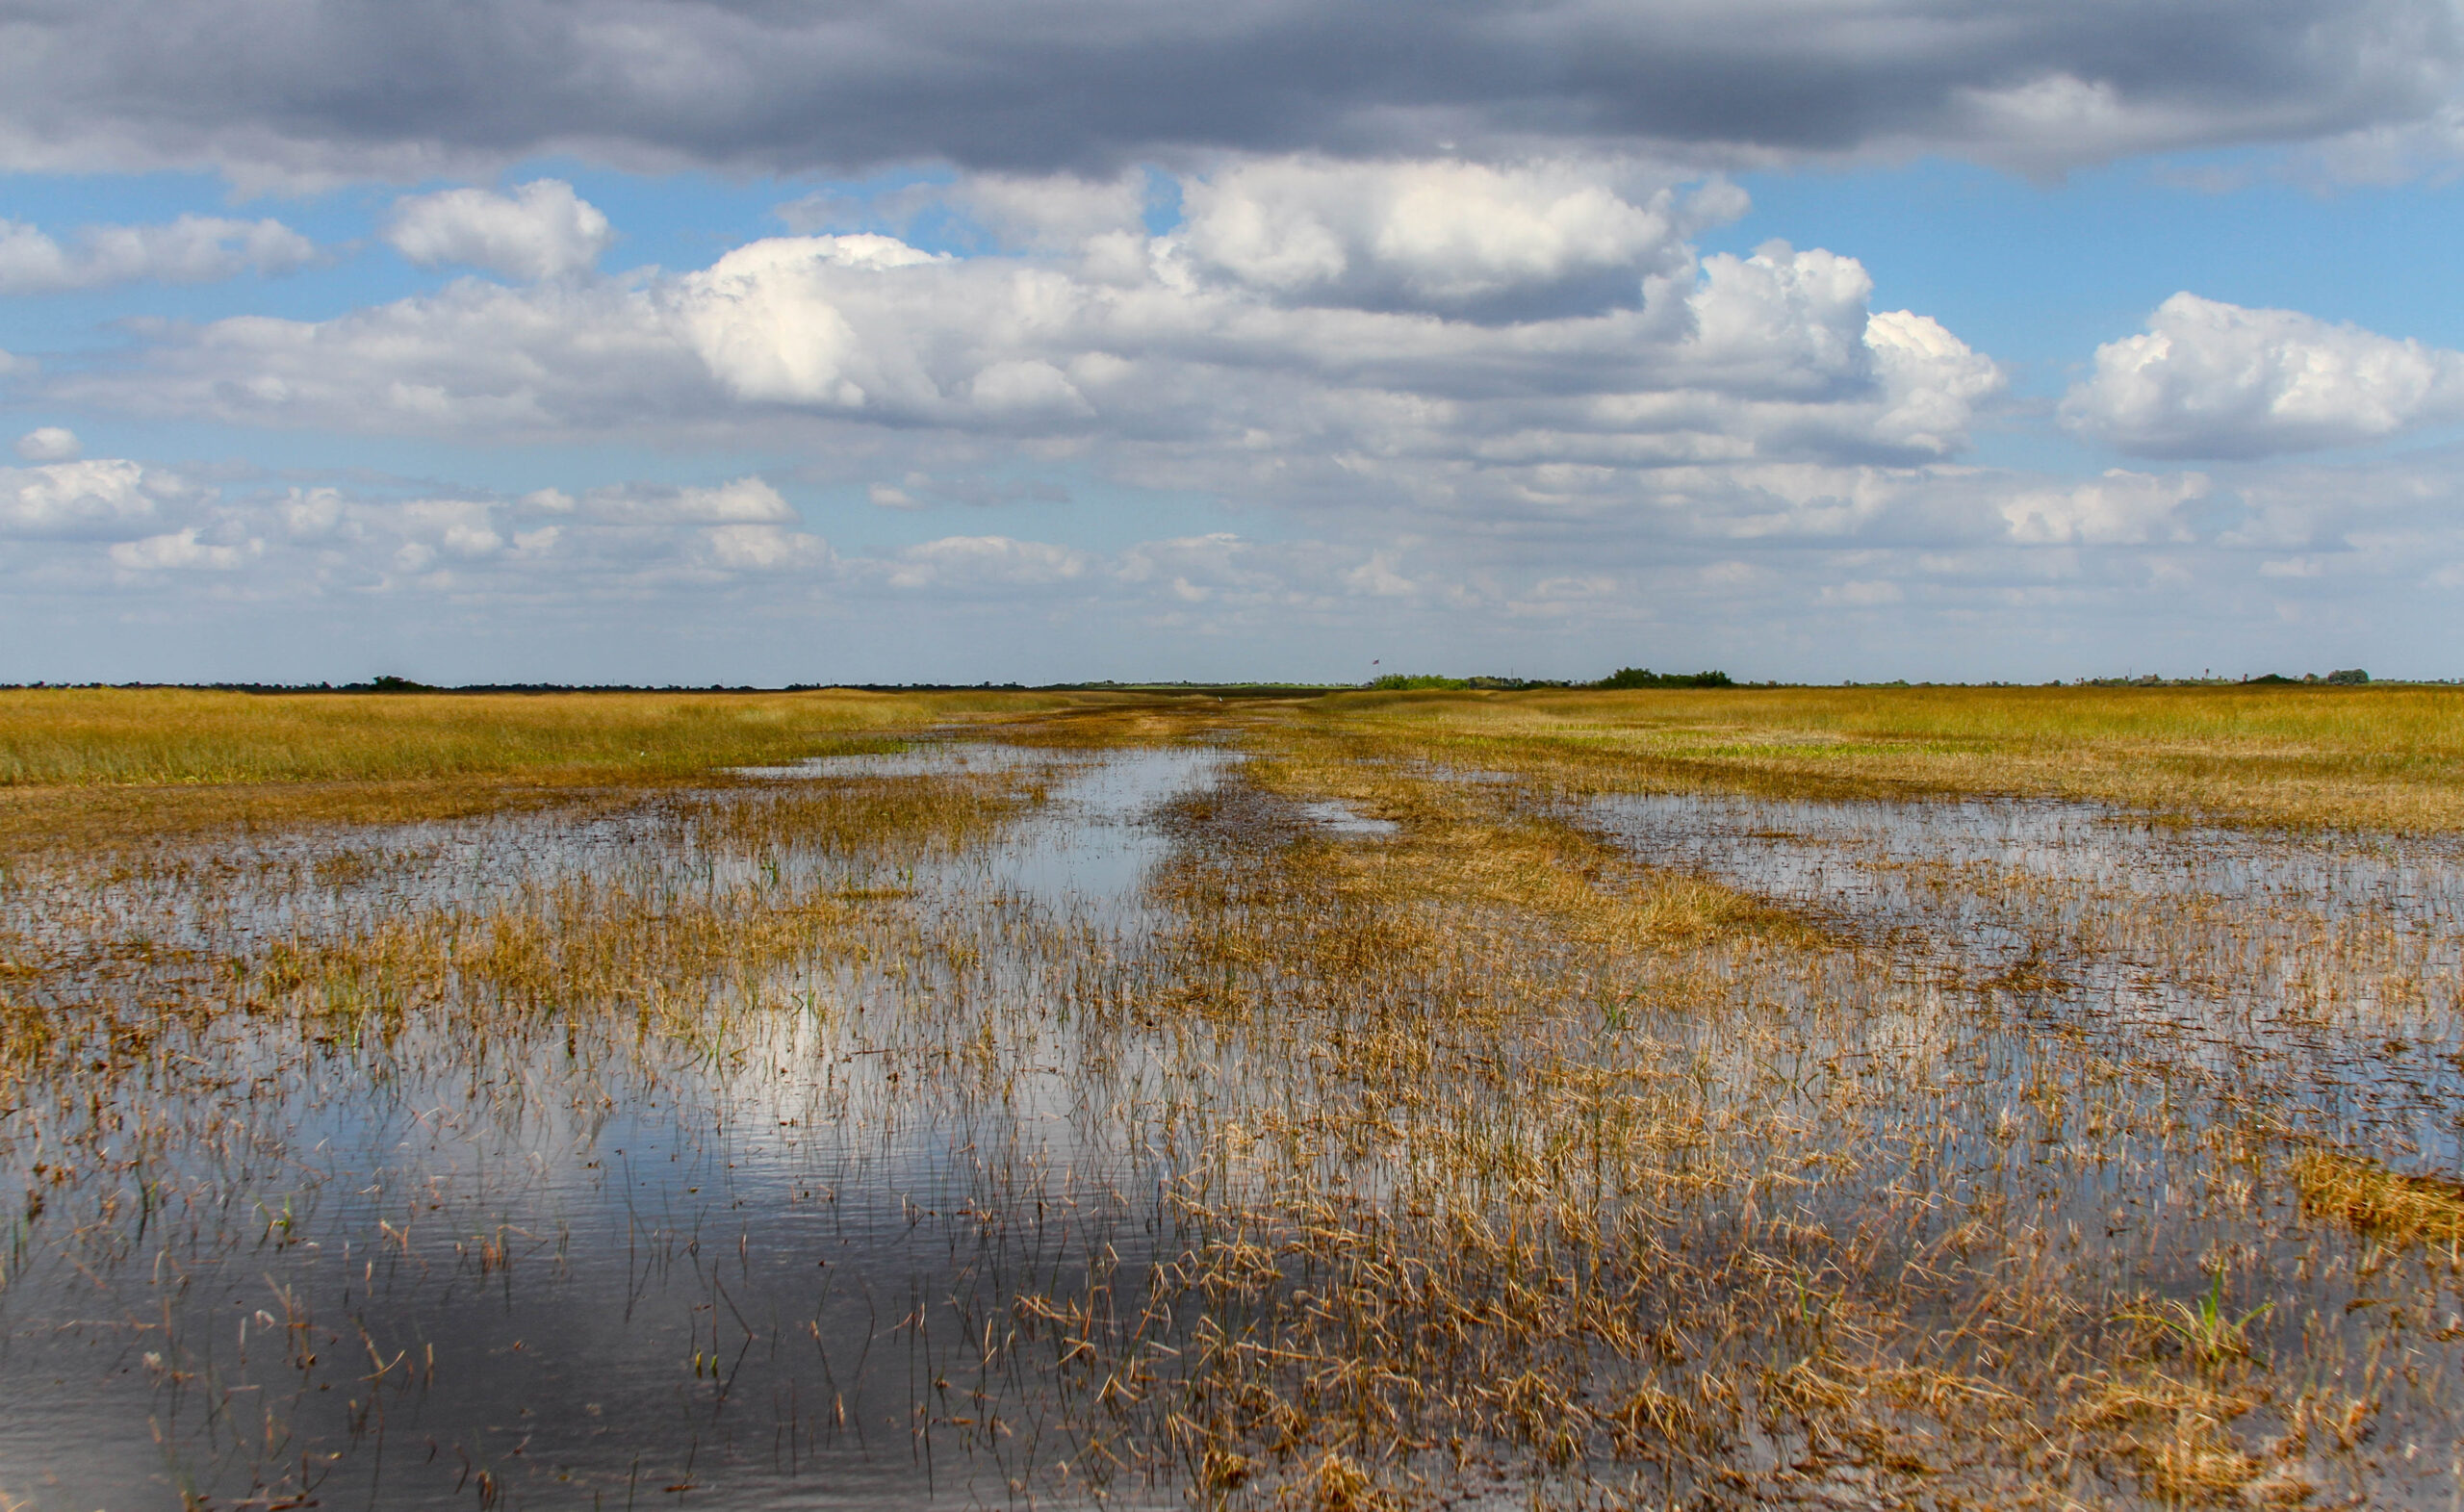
[2,685,2460,1508]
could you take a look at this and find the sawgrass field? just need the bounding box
[2,682,2461,1508]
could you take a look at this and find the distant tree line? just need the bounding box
[1594,667,1735,689]
[1365,668,1737,691]
[2067,669,2371,688]
[8,667,2417,696]
[2249,669,2371,685]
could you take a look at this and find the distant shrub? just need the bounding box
[1368,674,1470,691]
[1597,668,1733,689]
[2246,671,2369,686]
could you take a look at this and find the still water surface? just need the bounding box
[0,746,1226,1511]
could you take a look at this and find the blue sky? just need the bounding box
[1720,156,2464,397]
[7,0,2464,685]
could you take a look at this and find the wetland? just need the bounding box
[3,684,2463,1509]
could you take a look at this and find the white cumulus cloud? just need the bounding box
[0,215,313,294]
[52,278,699,440]
[679,234,949,407]
[1865,311,2006,455]
[704,523,834,572]
[1175,158,1703,316]
[109,526,259,571]
[17,463,832,598]
[566,476,803,525]
[882,535,1092,590]
[0,458,188,537]
[384,180,614,282]
[1997,470,2210,545]
[649,184,2001,465]
[2063,293,2464,457]
[14,426,79,462]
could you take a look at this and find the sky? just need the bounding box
[6,1,2464,685]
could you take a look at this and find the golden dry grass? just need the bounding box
[2292,1150,2464,1248]
[0,685,1160,849]
[0,685,1102,785]
[1306,682,2464,832]
[17,680,2460,831]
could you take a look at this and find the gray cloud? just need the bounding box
[0,0,2453,182]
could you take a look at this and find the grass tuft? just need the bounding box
[2291,1151,2464,1247]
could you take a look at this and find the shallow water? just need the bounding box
[1568,786,2464,1507]
[1586,789,2464,1165]
[0,745,1229,1512]
[1293,800,1398,837]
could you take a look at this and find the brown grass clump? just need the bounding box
[2066,1372,2272,1504]
[2291,1151,2464,1248]
[1299,1450,1395,1512]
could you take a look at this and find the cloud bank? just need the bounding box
[9,437,2458,685]
[44,160,2006,530]
[0,0,2455,183]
